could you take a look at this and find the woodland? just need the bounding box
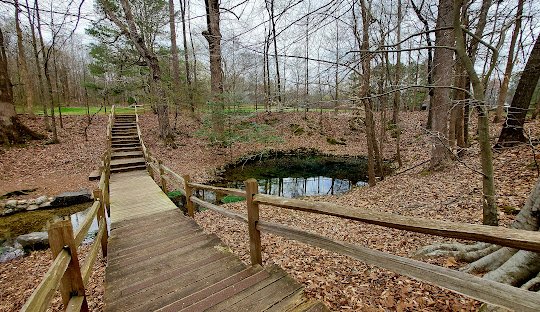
[1,0,540,311]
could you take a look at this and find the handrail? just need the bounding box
[188,182,245,197]
[21,107,113,312]
[257,220,540,312]
[254,194,540,253]
[143,150,540,311]
[20,251,71,312]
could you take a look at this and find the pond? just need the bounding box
[0,203,98,244]
[202,152,370,202]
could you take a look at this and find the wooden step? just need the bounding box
[111,142,141,148]
[110,158,146,169]
[112,133,139,140]
[110,164,147,174]
[112,140,140,145]
[112,130,138,137]
[158,266,269,312]
[111,146,142,153]
[111,151,144,160]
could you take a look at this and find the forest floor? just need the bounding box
[1,110,539,311]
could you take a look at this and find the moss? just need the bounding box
[500,205,520,215]
[221,195,245,204]
[326,137,346,145]
[419,169,431,176]
[289,124,305,135]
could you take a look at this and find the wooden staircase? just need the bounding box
[105,209,328,312]
[105,113,329,311]
[110,114,147,174]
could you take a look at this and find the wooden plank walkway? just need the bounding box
[104,115,328,312]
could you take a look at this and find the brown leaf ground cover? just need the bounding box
[1,110,539,311]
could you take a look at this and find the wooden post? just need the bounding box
[105,149,111,208]
[93,189,108,258]
[158,160,167,192]
[48,219,89,312]
[148,154,155,179]
[245,179,262,266]
[183,175,195,218]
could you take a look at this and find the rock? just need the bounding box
[0,247,25,262]
[4,209,13,215]
[16,232,49,250]
[35,195,48,205]
[26,205,39,211]
[5,200,17,209]
[50,190,92,207]
[0,202,4,209]
[39,201,51,208]
[17,199,27,205]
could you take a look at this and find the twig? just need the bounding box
[394,159,429,176]
[527,128,540,177]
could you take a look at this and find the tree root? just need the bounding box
[521,271,540,291]
[483,250,540,285]
[461,247,516,274]
[413,242,494,262]
[0,116,44,145]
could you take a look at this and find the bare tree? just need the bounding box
[99,0,172,139]
[497,32,540,147]
[453,0,497,225]
[169,0,182,127]
[178,0,194,113]
[493,0,524,123]
[202,0,225,140]
[429,0,454,170]
[0,26,41,145]
[14,0,34,118]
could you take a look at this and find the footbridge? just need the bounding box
[21,107,540,312]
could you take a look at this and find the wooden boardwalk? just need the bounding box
[104,115,328,312]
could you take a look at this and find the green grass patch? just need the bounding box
[16,106,138,116]
[221,195,245,204]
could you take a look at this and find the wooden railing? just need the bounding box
[129,111,540,311]
[20,107,114,312]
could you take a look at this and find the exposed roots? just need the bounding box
[461,247,517,274]
[0,116,44,145]
[484,250,540,285]
[414,242,497,262]
[521,271,540,291]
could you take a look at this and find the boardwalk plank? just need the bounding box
[104,115,326,312]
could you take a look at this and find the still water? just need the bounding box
[0,203,98,243]
[201,154,370,202]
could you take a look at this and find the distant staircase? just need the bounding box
[110,114,147,174]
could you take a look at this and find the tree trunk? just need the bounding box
[267,0,282,110]
[14,0,34,118]
[35,0,58,143]
[356,0,377,186]
[0,27,41,145]
[202,0,224,140]
[454,0,497,226]
[100,0,171,139]
[179,0,194,113]
[494,0,523,123]
[169,0,182,118]
[394,0,403,167]
[430,0,454,170]
[25,0,49,130]
[410,0,434,129]
[496,32,540,147]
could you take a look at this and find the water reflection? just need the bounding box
[198,154,370,203]
[224,177,365,197]
[66,207,99,238]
